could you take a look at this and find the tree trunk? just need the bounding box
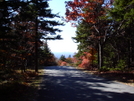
[35,19,38,72]
[35,0,38,72]
[128,38,132,68]
[98,41,102,69]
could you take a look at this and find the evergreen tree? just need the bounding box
[109,0,134,68]
[60,55,66,61]
[39,41,56,66]
[0,0,63,71]
[0,0,15,69]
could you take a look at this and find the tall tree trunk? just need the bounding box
[35,0,38,72]
[98,40,102,69]
[128,38,132,68]
[35,18,38,72]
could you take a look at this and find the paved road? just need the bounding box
[36,66,134,101]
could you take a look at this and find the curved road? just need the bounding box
[37,66,134,101]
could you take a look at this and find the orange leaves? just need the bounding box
[78,47,97,68]
[79,58,90,68]
[79,52,91,68]
[65,0,106,25]
[57,60,67,66]
[60,61,67,66]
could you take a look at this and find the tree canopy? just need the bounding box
[0,0,63,72]
[65,0,134,70]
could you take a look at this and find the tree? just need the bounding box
[109,0,134,68]
[0,0,16,69]
[34,0,63,72]
[0,0,63,72]
[59,55,66,61]
[39,41,57,66]
[65,0,112,68]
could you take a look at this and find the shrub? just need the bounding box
[116,59,126,69]
[99,66,110,72]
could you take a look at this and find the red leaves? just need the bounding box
[79,58,90,68]
[78,48,97,68]
[65,0,107,24]
[60,62,67,66]
[57,60,67,66]
[79,52,91,68]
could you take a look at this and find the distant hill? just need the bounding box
[53,52,76,58]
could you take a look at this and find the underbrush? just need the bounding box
[0,69,39,101]
[0,82,37,101]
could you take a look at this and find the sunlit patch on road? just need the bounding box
[37,66,134,101]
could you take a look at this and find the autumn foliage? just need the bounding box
[65,0,107,24]
[65,0,114,69]
[60,61,67,66]
[78,47,97,68]
[79,52,91,68]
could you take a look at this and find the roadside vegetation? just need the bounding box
[0,0,62,101]
[1,0,134,100]
[64,0,134,85]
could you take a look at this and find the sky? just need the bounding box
[47,0,78,58]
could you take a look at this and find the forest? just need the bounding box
[0,0,64,72]
[64,0,134,71]
[0,0,63,100]
[57,0,134,87]
[0,0,134,100]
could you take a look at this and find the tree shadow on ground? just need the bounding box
[36,66,134,101]
[93,71,134,83]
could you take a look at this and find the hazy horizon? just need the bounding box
[53,52,76,58]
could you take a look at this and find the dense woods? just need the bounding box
[0,1,63,100]
[65,0,134,71]
[0,0,63,72]
[0,0,134,100]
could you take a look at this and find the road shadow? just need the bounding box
[36,66,134,101]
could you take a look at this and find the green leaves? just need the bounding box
[110,0,134,25]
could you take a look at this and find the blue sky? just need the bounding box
[47,0,78,57]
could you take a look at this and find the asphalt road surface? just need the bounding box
[36,66,134,101]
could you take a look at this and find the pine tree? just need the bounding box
[39,41,56,66]
[0,0,63,71]
[109,0,134,68]
[0,0,15,69]
[60,55,66,61]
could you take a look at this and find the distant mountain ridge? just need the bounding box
[53,52,76,58]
